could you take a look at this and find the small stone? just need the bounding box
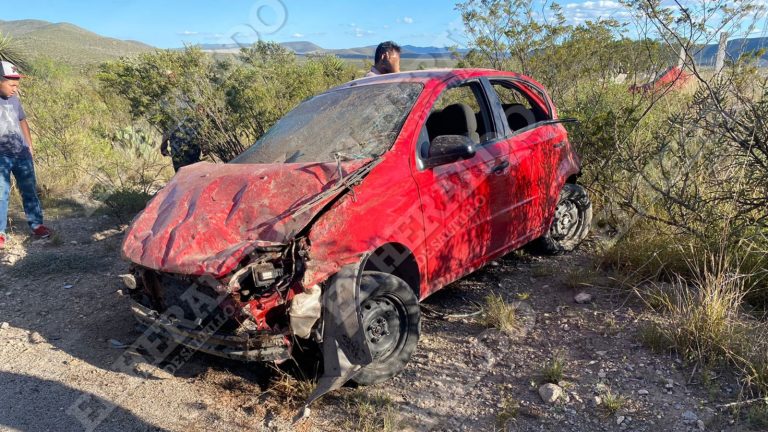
[598,370,607,378]
[0,322,8,330]
[638,389,649,395]
[681,410,698,424]
[28,331,44,344]
[539,383,563,404]
[593,396,602,406]
[616,415,625,425]
[696,419,705,430]
[574,292,592,304]
[70,241,78,245]
[63,284,74,290]
[489,261,500,267]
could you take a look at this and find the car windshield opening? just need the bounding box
[232,82,424,164]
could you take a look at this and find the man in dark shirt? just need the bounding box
[160,114,202,172]
[0,61,50,250]
[365,41,402,77]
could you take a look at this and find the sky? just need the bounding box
[0,0,652,49]
[2,0,764,49]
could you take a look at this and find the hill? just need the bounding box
[0,19,154,67]
[694,36,768,66]
[199,41,465,59]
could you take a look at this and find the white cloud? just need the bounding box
[178,30,199,36]
[566,0,622,9]
[291,33,304,38]
[563,0,631,23]
[403,16,414,24]
[348,26,375,38]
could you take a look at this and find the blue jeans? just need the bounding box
[0,155,44,234]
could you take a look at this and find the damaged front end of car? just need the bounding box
[123,237,326,363]
[119,159,382,367]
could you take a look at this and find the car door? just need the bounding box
[486,78,566,246]
[411,79,510,294]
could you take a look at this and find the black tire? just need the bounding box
[527,183,592,255]
[351,271,421,385]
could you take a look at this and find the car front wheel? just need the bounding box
[351,271,421,385]
[528,183,592,255]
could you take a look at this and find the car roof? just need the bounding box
[332,68,533,90]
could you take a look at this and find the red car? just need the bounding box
[121,69,591,392]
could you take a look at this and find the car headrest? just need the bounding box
[439,103,479,142]
[441,103,477,132]
[504,103,536,131]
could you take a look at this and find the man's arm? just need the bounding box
[20,119,33,156]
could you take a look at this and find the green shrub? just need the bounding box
[94,187,152,221]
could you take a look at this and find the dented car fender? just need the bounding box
[300,258,373,413]
[301,146,430,297]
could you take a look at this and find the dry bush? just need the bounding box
[480,293,519,335]
[637,253,768,396]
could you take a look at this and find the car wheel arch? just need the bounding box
[361,242,421,300]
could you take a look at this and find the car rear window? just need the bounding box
[232,82,424,164]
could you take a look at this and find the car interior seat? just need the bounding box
[426,103,480,144]
[503,103,536,131]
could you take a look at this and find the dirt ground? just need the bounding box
[0,214,757,431]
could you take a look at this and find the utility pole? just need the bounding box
[715,32,728,75]
[677,45,686,69]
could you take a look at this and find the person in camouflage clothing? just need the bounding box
[160,116,202,172]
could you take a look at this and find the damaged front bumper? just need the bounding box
[130,300,291,362]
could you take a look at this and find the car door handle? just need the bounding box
[553,141,566,149]
[492,160,510,174]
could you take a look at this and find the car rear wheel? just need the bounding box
[527,183,592,255]
[351,271,421,385]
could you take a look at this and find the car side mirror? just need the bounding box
[424,135,476,168]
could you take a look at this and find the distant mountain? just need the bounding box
[695,36,768,66]
[0,19,154,66]
[198,41,466,59]
[280,41,325,54]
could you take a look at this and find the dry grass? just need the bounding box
[263,368,316,408]
[516,292,531,300]
[342,390,399,432]
[562,267,597,290]
[601,390,627,414]
[636,253,768,396]
[495,394,519,427]
[540,352,566,384]
[480,293,519,335]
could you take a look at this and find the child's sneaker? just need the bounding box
[0,233,5,250]
[32,225,52,239]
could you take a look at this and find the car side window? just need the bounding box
[490,81,551,133]
[425,81,496,146]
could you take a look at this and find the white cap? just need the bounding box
[0,61,23,79]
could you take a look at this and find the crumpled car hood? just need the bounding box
[121,160,369,277]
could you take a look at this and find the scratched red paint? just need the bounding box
[121,159,369,277]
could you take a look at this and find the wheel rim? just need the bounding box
[551,199,581,240]
[361,294,407,361]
